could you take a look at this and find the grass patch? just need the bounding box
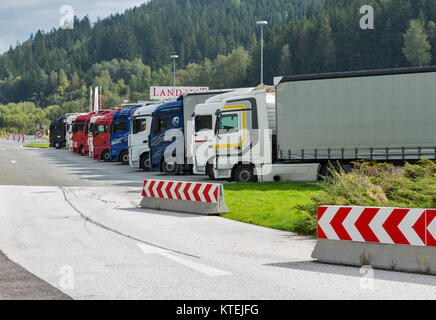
[222,182,324,235]
[222,159,436,237]
[24,143,50,148]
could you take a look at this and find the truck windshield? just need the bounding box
[218,114,238,134]
[111,122,127,134]
[94,125,107,135]
[152,117,168,134]
[195,115,212,132]
[133,118,147,134]
[73,123,85,133]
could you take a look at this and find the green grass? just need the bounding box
[24,143,50,148]
[222,183,324,234]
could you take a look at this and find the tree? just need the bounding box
[403,19,432,67]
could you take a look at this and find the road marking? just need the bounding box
[0,148,5,151]
[10,160,16,164]
[137,243,232,277]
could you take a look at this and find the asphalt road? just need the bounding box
[1,138,436,300]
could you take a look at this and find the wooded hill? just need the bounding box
[0,0,436,133]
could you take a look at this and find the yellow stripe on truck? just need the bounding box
[214,104,247,150]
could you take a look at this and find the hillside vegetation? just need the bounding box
[1,0,436,132]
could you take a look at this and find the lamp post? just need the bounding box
[256,20,268,85]
[170,54,179,98]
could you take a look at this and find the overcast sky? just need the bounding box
[0,0,148,53]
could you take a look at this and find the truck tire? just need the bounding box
[54,142,61,149]
[206,162,215,179]
[102,150,110,162]
[78,145,83,156]
[163,158,180,175]
[120,151,129,165]
[141,153,150,171]
[233,164,256,183]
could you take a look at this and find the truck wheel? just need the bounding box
[120,151,129,165]
[163,158,180,175]
[78,145,83,155]
[233,164,256,183]
[102,150,110,162]
[54,142,61,149]
[206,162,215,179]
[141,153,150,171]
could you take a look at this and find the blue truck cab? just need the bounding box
[109,104,142,164]
[149,98,184,174]
[149,92,229,175]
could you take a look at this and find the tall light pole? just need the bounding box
[171,54,179,98]
[256,20,268,85]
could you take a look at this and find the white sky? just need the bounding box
[0,0,148,53]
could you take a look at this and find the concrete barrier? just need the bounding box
[140,179,229,215]
[312,206,436,274]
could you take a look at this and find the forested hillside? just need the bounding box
[1,0,436,133]
[0,0,317,107]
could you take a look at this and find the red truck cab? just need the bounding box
[84,110,111,156]
[93,110,116,161]
[72,112,95,155]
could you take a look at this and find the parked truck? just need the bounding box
[49,114,69,149]
[110,103,152,164]
[93,110,116,161]
[149,91,231,175]
[86,110,111,157]
[194,67,436,182]
[128,103,161,170]
[72,112,96,155]
[65,114,81,150]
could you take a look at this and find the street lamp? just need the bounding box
[171,54,179,98]
[256,20,268,85]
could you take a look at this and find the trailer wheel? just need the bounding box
[102,150,110,162]
[163,158,180,175]
[141,153,150,171]
[233,164,256,183]
[120,151,129,165]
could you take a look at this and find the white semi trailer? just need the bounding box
[194,67,436,182]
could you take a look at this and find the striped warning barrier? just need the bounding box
[140,179,228,215]
[317,206,436,247]
[312,206,436,274]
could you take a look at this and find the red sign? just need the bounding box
[35,130,44,138]
[317,206,436,247]
[150,86,209,100]
[142,179,219,203]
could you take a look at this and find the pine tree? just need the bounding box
[403,19,432,67]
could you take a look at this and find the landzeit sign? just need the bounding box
[150,86,209,100]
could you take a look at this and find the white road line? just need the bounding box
[137,243,232,277]
[0,148,5,151]
[10,160,16,164]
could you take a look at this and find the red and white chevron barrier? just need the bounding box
[140,179,228,215]
[318,206,436,247]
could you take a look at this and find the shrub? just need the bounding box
[299,159,436,236]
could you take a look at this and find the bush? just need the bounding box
[298,159,436,236]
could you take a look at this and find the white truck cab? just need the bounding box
[192,88,255,176]
[206,87,277,182]
[128,103,160,170]
[66,114,80,150]
[196,86,319,182]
